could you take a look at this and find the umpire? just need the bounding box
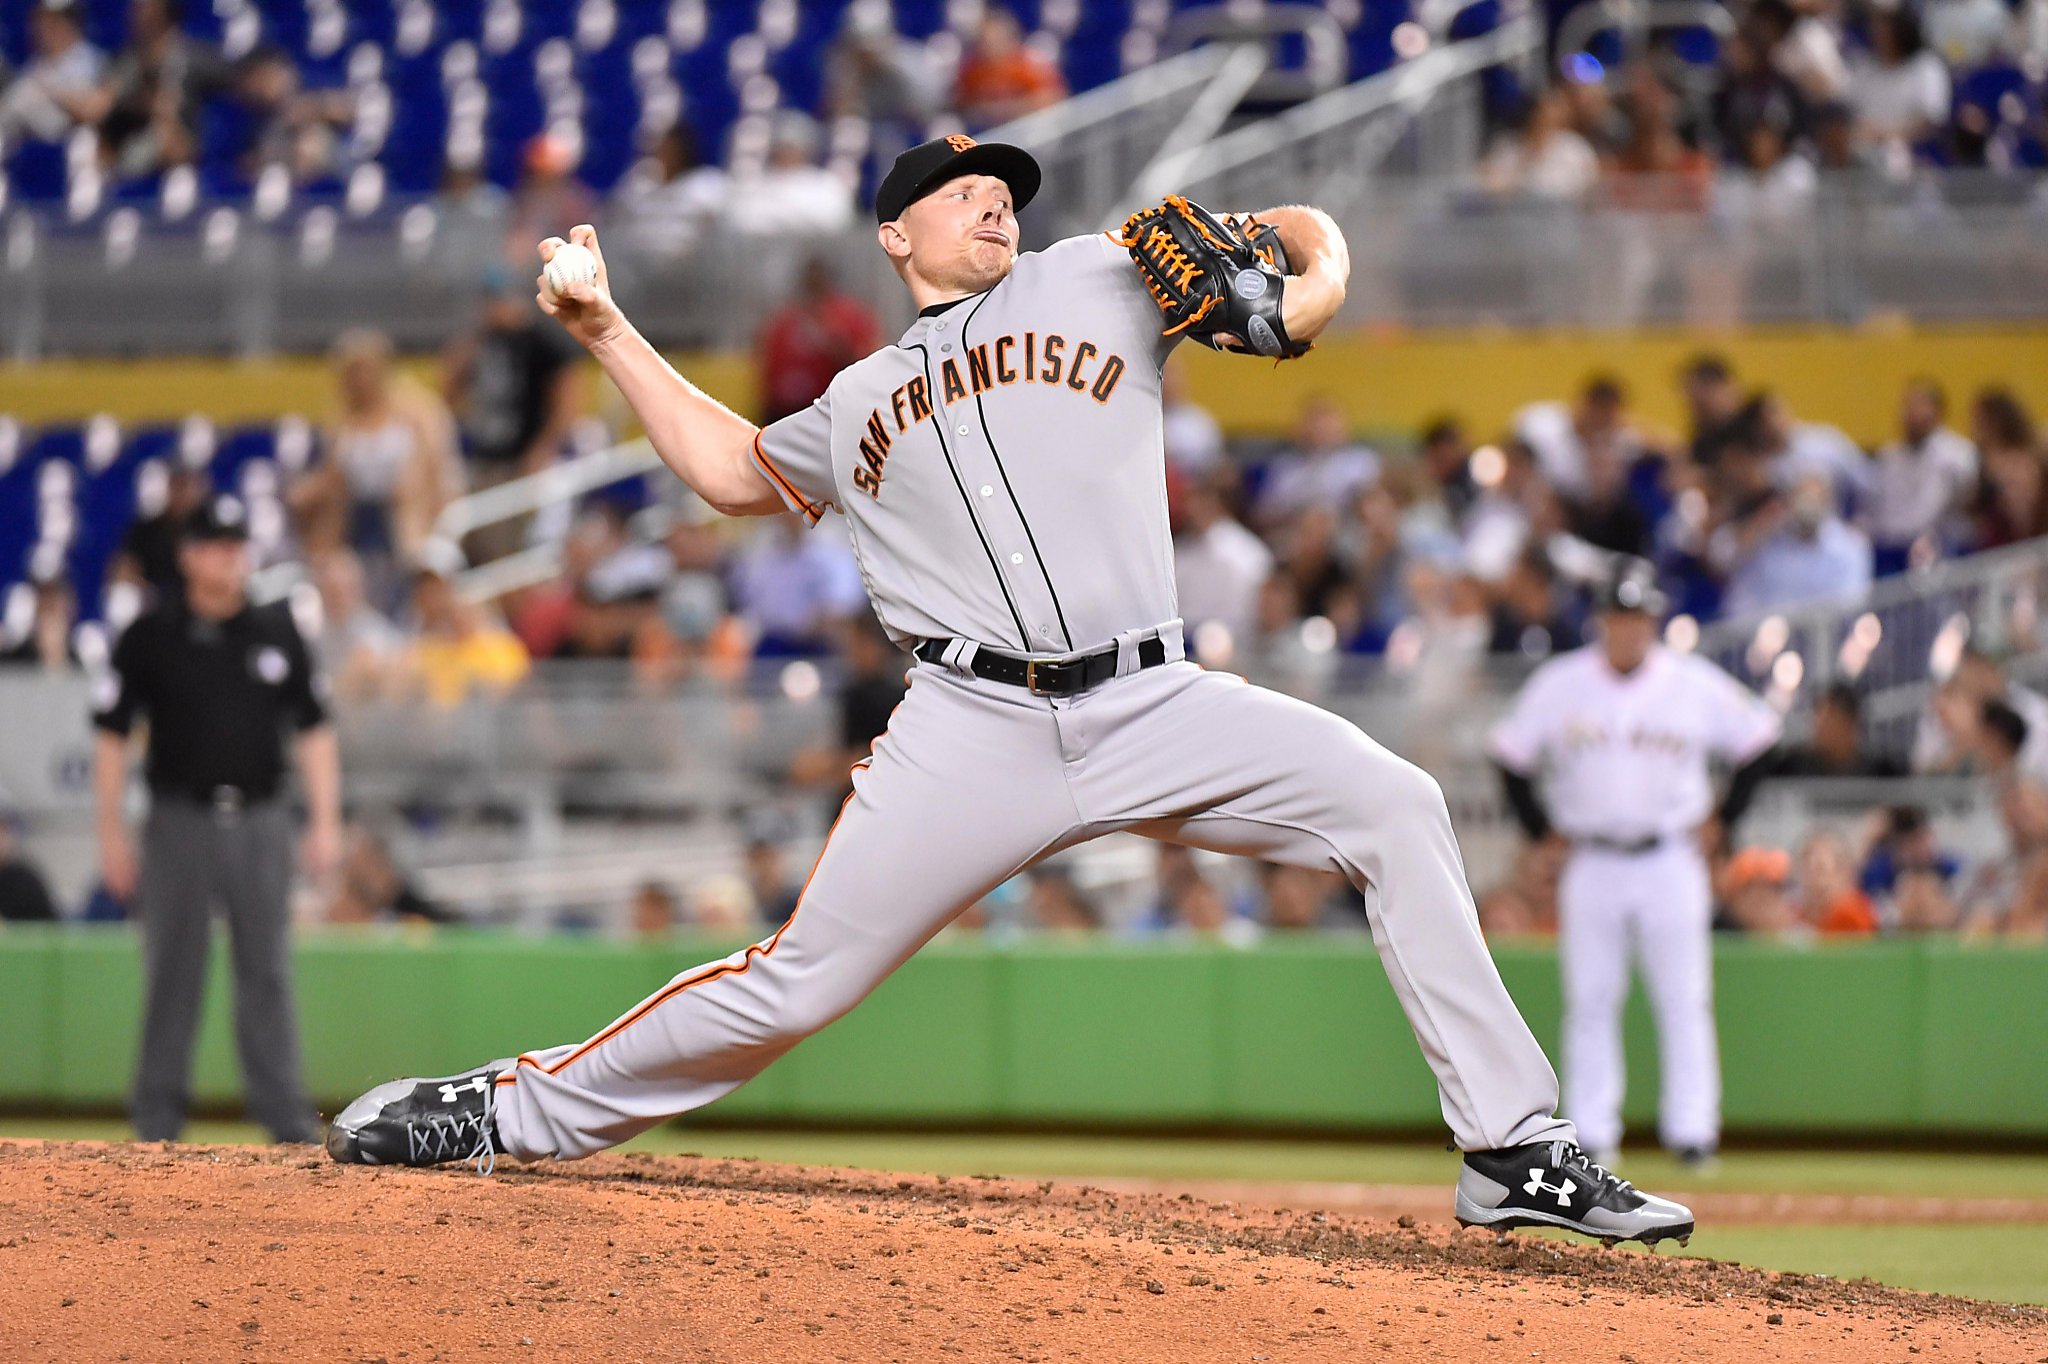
[92,494,340,1143]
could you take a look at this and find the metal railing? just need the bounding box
[1129,14,1546,214]
[1694,537,2048,756]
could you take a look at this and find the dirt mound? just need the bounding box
[2,1140,2038,1363]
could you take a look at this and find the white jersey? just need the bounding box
[1489,644,1781,840]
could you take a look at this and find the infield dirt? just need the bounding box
[3,1139,2040,1363]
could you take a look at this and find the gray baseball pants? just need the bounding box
[130,798,318,1143]
[493,657,1573,1158]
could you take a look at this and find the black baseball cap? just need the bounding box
[874,135,1041,224]
[1598,557,1667,616]
[183,493,251,542]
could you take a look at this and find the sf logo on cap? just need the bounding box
[946,134,977,153]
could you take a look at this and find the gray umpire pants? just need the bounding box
[130,797,318,1143]
[493,657,1574,1161]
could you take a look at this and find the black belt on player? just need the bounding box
[915,635,1168,697]
[1576,833,1666,856]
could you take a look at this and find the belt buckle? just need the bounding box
[1025,659,1052,696]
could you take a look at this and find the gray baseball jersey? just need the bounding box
[749,232,1177,654]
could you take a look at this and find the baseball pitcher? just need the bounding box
[329,136,1694,1245]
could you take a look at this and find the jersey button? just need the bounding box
[979,484,993,497]
[934,321,947,331]
[1009,553,1024,564]
[956,424,970,436]
[940,343,952,352]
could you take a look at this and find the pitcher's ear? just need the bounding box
[877,221,910,261]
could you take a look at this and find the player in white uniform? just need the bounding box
[328,137,1696,1244]
[1490,562,1782,1167]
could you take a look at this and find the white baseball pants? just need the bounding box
[1557,842,1718,1154]
[491,658,1574,1159]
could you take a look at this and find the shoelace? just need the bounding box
[1553,1141,1636,1198]
[469,1077,498,1177]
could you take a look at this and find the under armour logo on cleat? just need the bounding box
[439,1077,489,1104]
[1523,1171,1577,1207]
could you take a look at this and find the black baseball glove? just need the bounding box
[1114,195,1311,360]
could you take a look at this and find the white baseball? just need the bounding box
[543,242,598,297]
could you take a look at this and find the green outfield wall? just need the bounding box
[3,929,2044,1138]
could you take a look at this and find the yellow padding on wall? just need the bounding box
[4,326,2045,450]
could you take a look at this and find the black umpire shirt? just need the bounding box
[92,599,329,803]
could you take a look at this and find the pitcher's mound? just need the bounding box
[2,1140,2036,1362]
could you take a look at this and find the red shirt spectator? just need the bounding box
[954,10,1067,129]
[755,259,883,425]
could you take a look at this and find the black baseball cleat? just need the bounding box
[1455,1140,1694,1247]
[326,1061,512,1173]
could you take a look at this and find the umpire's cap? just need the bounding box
[182,493,251,542]
[1597,557,1668,617]
[874,134,1041,223]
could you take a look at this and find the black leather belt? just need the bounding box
[916,635,1168,697]
[1577,833,1665,856]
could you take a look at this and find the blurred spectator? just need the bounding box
[402,567,530,708]
[0,0,105,146]
[729,516,868,657]
[1487,547,1582,658]
[1754,391,1867,511]
[1680,353,1745,469]
[954,8,1067,129]
[1174,472,1272,659]
[434,156,514,277]
[1792,832,1878,935]
[292,330,464,587]
[755,258,884,425]
[1514,374,1641,506]
[1715,124,1816,230]
[612,123,729,261]
[1253,395,1379,530]
[629,880,680,938]
[1807,100,1866,175]
[232,44,350,188]
[1710,29,1806,162]
[723,112,856,238]
[443,270,587,485]
[1476,837,1563,939]
[1607,65,1715,211]
[1461,438,1563,583]
[112,462,207,606]
[1776,683,1906,777]
[1969,388,2046,548]
[1861,379,1979,574]
[1848,10,1950,168]
[1141,845,1258,944]
[824,5,940,156]
[1716,846,1797,934]
[83,0,232,179]
[745,839,801,926]
[1748,0,1848,104]
[1560,67,1628,157]
[1714,473,1872,618]
[1259,864,1356,931]
[309,549,403,702]
[0,811,59,923]
[0,569,80,670]
[1860,805,1963,929]
[789,615,906,795]
[1026,866,1100,934]
[1477,87,1599,201]
[506,132,599,264]
[1915,646,2048,779]
[656,513,746,683]
[1161,360,1226,480]
[325,825,452,926]
[689,874,758,931]
[1416,417,1478,523]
